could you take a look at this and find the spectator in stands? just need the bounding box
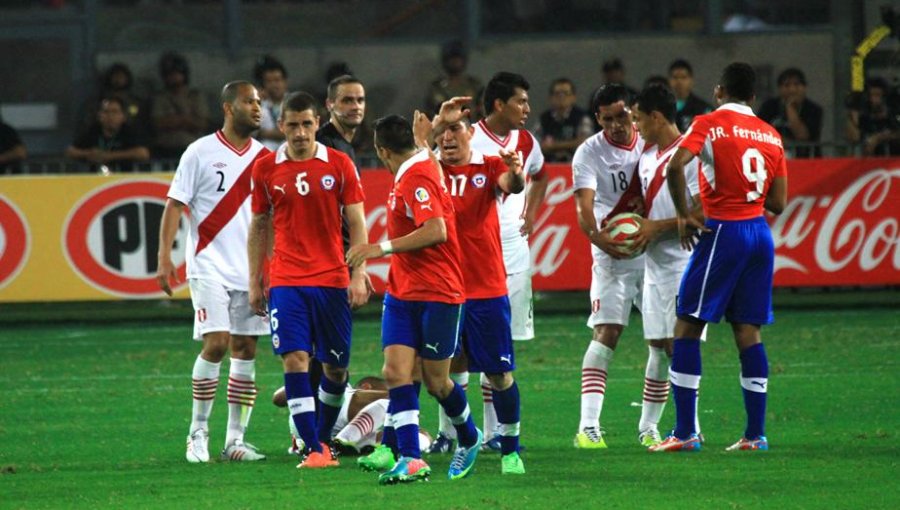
[0,117,26,175]
[846,77,900,156]
[151,51,209,158]
[758,68,823,158]
[254,55,289,151]
[537,78,594,162]
[668,59,712,133]
[82,63,147,136]
[425,40,483,118]
[66,97,150,173]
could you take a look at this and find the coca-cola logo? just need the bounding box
[771,168,900,277]
[530,176,575,277]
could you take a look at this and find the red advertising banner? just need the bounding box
[360,158,900,291]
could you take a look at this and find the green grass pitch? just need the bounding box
[1,300,898,509]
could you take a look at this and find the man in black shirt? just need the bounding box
[668,59,713,133]
[537,78,593,162]
[316,75,366,170]
[66,97,150,172]
[758,68,823,158]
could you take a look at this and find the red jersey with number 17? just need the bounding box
[441,151,508,299]
[250,142,365,288]
[386,150,465,304]
[679,103,787,221]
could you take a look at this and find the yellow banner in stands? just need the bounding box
[0,173,192,302]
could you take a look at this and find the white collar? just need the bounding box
[717,102,755,116]
[275,141,329,164]
[394,149,430,182]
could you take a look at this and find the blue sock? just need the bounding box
[439,382,478,447]
[284,371,321,453]
[317,374,347,441]
[413,381,422,397]
[740,343,769,439]
[670,338,702,440]
[389,384,421,459]
[381,399,398,453]
[491,380,520,455]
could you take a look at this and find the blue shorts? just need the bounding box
[462,296,515,374]
[677,217,774,325]
[268,286,352,367]
[381,293,462,360]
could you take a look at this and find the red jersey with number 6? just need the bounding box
[250,142,364,288]
[679,103,787,221]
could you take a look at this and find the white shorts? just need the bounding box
[506,270,534,341]
[189,278,270,341]
[642,278,708,341]
[586,264,643,328]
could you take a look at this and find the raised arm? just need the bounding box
[497,148,525,194]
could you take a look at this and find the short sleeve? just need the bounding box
[685,159,701,196]
[401,172,444,227]
[571,144,597,191]
[773,150,788,178]
[250,158,271,215]
[340,155,365,205]
[525,132,546,179]
[679,115,710,156]
[167,144,199,206]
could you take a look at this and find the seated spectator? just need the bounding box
[847,77,900,156]
[537,78,594,162]
[668,59,713,133]
[758,68,823,158]
[0,117,27,175]
[151,51,209,158]
[425,40,483,118]
[66,97,150,172]
[82,63,147,136]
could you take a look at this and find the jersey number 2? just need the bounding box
[741,148,767,201]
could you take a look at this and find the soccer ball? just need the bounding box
[606,212,644,259]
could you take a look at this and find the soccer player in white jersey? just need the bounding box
[468,72,547,448]
[157,81,270,463]
[629,84,704,447]
[571,84,646,449]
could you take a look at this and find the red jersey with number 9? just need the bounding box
[679,103,787,221]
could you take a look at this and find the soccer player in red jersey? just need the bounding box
[247,91,370,468]
[418,99,527,473]
[347,115,482,484]
[651,62,788,452]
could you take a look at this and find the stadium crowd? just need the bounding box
[2,43,897,175]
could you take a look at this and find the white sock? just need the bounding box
[481,373,498,437]
[190,355,220,434]
[438,372,468,439]
[225,358,257,446]
[639,346,670,432]
[336,398,388,450]
[580,341,614,430]
[695,391,702,435]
